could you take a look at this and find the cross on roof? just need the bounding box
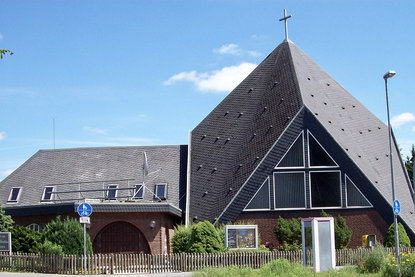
[279,9,292,41]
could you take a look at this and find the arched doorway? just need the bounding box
[93,221,151,254]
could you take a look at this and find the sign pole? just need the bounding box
[84,222,86,275]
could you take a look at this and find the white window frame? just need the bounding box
[8,187,22,203]
[345,175,373,208]
[275,131,305,169]
[225,225,258,250]
[155,184,167,200]
[133,184,144,199]
[307,131,339,168]
[309,170,342,209]
[28,223,41,232]
[106,184,118,200]
[273,171,307,210]
[243,177,271,211]
[41,186,55,201]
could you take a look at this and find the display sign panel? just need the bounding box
[0,232,11,253]
[225,225,258,250]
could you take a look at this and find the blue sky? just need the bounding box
[0,0,414,181]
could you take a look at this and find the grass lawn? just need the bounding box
[194,261,382,277]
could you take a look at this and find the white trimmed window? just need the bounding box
[28,223,41,232]
[155,184,167,200]
[106,185,118,200]
[8,187,21,202]
[274,172,306,209]
[310,171,342,208]
[133,184,144,199]
[42,186,54,201]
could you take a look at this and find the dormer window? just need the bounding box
[106,185,118,200]
[8,187,21,202]
[155,184,167,200]
[42,187,54,201]
[133,184,144,199]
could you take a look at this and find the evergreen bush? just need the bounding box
[11,225,41,253]
[320,210,352,249]
[384,222,411,247]
[274,216,301,249]
[185,221,225,253]
[171,224,192,253]
[0,205,14,232]
[42,216,93,255]
[38,240,64,255]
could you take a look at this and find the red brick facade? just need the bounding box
[12,212,177,255]
[237,209,389,249]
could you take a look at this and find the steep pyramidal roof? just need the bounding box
[189,40,415,234]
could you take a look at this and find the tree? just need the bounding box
[0,205,14,232]
[405,145,414,185]
[11,225,41,253]
[320,210,352,249]
[0,49,13,59]
[171,224,192,253]
[384,222,411,247]
[274,216,301,247]
[185,221,225,253]
[42,216,93,255]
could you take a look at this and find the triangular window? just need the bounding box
[276,132,304,168]
[308,132,337,167]
[244,178,270,210]
[346,176,372,207]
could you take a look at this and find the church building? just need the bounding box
[1,17,414,252]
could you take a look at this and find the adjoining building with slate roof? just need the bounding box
[1,35,414,252]
[188,39,415,247]
[0,145,188,254]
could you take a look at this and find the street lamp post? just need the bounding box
[384,70,400,275]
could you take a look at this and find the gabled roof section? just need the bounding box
[0,145,188,212]
[288,42,415,232]
[189,41,303,222]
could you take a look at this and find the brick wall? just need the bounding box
[237,209,389,249]
[12,212,177,255]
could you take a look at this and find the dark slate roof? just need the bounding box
[189,40,415,233]
[4,202,182,217]
[0,145,187,215]
[189,41,303,221]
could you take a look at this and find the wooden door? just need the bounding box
[93,221,151,254]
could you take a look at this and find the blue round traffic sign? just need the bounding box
[393,200,400,215]
[77,203,93,217]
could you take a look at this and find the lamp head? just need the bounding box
[383,70,396,80]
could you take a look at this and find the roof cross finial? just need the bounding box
[279,8,292,42]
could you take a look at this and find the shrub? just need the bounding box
[383,251,415,277]
[320,210,352,249]
[0,205,14,232]
[42,216,93,255]
[384,222,411,248]
[38,240,64,255]
[274,216,302,249]
[171,224,192,253]
[11,225,41,253]
[355,245,386,273]
[185,221,225,253]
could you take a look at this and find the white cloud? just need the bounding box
[0,33,3,40]
[164,62,257,93]
[0,132,6,141]
[213,43,261,57]
[1,169,14,177]
[214,44,241,55]
[412,126,415,132]
[83,126,107,135]
[391,113,415,128]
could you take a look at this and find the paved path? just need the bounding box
[0,272,194,277]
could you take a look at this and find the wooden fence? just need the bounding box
[0,247,414,274]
